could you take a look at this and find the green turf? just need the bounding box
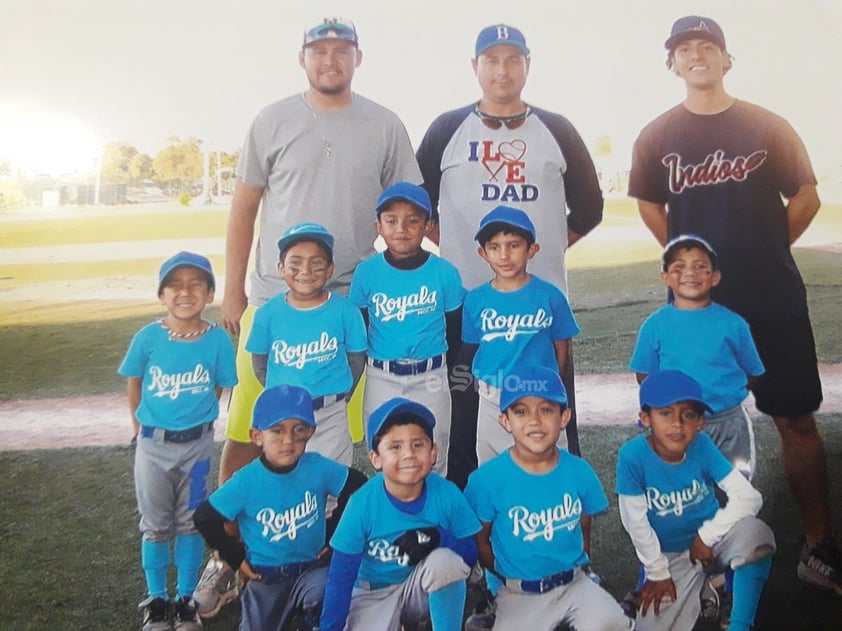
[2,419,840,630]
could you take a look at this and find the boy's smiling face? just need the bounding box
[478,230,539,288]
[369,422,436,499]
[639,401,705,463]
[661,246,720,307]
[158,266,214,323]
[279,240,334,305]
[251,418,314,468]
[500,395,570,465]
[376,201,429,259]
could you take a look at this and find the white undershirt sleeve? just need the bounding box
[697,469,763,547]
[619,494,671,581]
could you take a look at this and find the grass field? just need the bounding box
[1,202,841,629]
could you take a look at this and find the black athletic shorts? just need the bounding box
[748,313,823,418]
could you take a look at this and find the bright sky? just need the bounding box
[1,0,840,184]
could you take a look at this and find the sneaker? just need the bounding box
[138,596,171,631]
[193,556,239,618]
[797,538,842,595]
[173,596,203,631]
[619,590,639,620]
[718,587,732,630]
[699,577,720,620]
[464,587,496,631]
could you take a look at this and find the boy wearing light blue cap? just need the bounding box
[194,384,366,631]
[246,222,367,466]
[119,251,238,630]
[349,181,465,476]
[320,397,481,631]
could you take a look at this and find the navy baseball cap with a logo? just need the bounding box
[303,17,358,47]
[665,16,726,51]
[475,205,536,241]
[376,181,432,218]
[661,234,718,271]
[252,384,316,430]
[475,24,530,57]
[158,251,215,294]
[639,370,714,413]
[367,397,436,449]
[277,222,335,256]
[499,365,568,412]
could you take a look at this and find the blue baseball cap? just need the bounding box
[475,205,536,241]
[252,384,316,430]
[376,181,432,218]
[499,365,568,411]
[665,16,726,51]
[661,234,718,271]
[367,397,436,449]
[158,251,215,294]
[475,24,530,57]
[303,17,358,47]
[277,222,335,256]
[639,370,713,413]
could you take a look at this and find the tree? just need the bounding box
[152,137,203,194]
[127,152,153,183]
[100,142,139,184]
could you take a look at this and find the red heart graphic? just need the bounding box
[498,139,526,162]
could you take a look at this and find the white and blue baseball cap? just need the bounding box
[303,17,358,47]
[499,365,568,412]
[475,24,530,57]
[252,384,316,430]
[367,397,436,449]
[376,181,432,218]
[158,251,215,294]
[475,205,536,241]
[639,370,713,413]
[277,222,335,256]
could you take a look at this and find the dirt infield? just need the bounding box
[2,364,840,451]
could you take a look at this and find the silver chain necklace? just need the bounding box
[303,93,333,158]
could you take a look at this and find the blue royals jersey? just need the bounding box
[246,292,367,396]
[119,323,237,431]
[616,433,734,553]
[630,303,764,413]
[349,253,465,360]
[465,449,607,580]
[462,275,579,387]
[330,473,480,586]
[210,452,348,566]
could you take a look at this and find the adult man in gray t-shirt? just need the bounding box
[194,18,421,617]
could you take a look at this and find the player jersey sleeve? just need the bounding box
[343,298,368,353]
[329,485,370,556]
[244,301,272,354]
[463,467,495,523]
[208,468,249,522]
[576,458,609,516]
[441,259,466,312]
[548,285,580,341]
[439,478,482,539]
[615,439,647,497]
[732,316,765,377]
[118,327,149,378]
[460,290,482,344]
[212,328,239,388]
[323,457,351,498]
[770,115,818,197]
[629,313,660,374]
[348,265,369,309]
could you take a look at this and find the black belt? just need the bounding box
[140,422,213,444]
[369,353,445,376]
[312,392,347,410]
[506,568,575,594]
[252,562,311,578]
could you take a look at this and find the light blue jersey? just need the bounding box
[630,303,765,412]
[246,292,367,396]
[465,449,606,580]
[119,323,237,431]
[616,433,734,553]
[349,253,465,360]
[462,275,579,388]
[210,452,348,566]
[330,473,480,586]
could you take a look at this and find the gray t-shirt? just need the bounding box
[237,93,422,305]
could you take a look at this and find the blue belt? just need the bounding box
[369,353,445,376]
[140,422,213,444]
[506,568,575,594]
[252,562,311,578]
[312,392,347,411]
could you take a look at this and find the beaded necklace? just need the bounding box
[158,319,215,340]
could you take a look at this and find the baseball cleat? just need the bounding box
[172,596,203,630]
[138,596,171,631]
[193,556,239,618]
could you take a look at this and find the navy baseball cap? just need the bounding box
[475,205,536,241]
[158,251,215,294]
[639,370,713,413]
[475,24,530,57]
[665,16,726,51]
[252,384,316,430]
[303,17,358,47]
[376,181,432,218]
[661,234,718,271]
[499,365,568,411]
[367,397,436,449]
[277,222,335,256]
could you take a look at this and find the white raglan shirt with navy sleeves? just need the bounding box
[209,452,348,566]
[119,323,237,431]
[329,473,481,586]
[462,275,579,388]
[348,253,465,360]
[616,433,735,553]
[246,292,367,396]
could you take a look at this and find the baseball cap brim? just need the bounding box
[367,398,436,449]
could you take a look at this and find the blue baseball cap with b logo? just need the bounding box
[475,24,530,57]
